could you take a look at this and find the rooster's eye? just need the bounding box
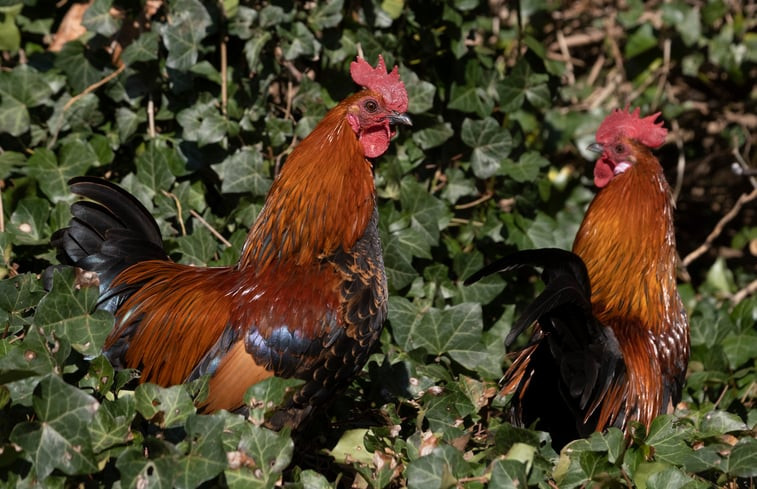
[364,100,378,113]
[614,144,625,154]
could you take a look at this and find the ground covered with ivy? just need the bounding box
[0,0,755,487]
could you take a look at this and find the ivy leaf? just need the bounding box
[161,0,213,70]
[116,445,178,489]
[448,83,493,118]
[34,268,114,357]
[121,31,160,64]
[9,197,49,245]
[174,415,227,489]
[490,459,529,487]
[0,93,28,136]
[400,178,450,248]
[135,383,196,429]
[177,100,227,146]
[402,67,436,114]
[10,375,99,479]
[500,151,550,182]
[725,437,757,478]
[176,226,219,265]
[243,30,272,71]
[497,59,550,111]
[699,410,748,436]
[390,299,486,372]
[279,22,320,60]
[720,333,757,370]
[625,23,658,58]
[0,64,54,107]
[135,141,181,193]
[28,140,99,203]
[461,117,513,179]
[308,0,344,30]
[89,396,135,454]
[54,41,109,93]
[413,122,454,150]
[645,467,701,489]
[215,148,272,196]
[224,423,294,489]
[82,0,121,37]
[406,445,469,488]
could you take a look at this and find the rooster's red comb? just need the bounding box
[596,106,667,148]
[350,55,408,113]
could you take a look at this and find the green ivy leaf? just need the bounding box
[0,93,28,136]
[448,83,494,118]
[461,117,513,179]
[82,0,121,37]
[412,122,454,150]
[625,23,658,58]
[121,31,160,64]
[725,437,757,478]
[116,445,178,489]
[10,374,99,479]
[9,196,49,245]
[135,141,181,193]
[174,414,227,489]
[161,0,213,70]
[34,269,114,357]
[308,0,344,30]
[406,445,469,488]
[89,396,135,454]
[500,151,549,182]
[224,423,294,489]
[135,383,196,429]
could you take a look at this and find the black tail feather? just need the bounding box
[51,177,169,309]
[468,248,626,446]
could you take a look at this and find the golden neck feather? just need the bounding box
[572,146,678,335]
[239,94,376,271]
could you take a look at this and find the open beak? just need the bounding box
[587,142,604,153]
[388,112,412,127]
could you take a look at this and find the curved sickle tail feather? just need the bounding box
[49,177,169,312]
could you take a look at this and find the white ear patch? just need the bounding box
[613,162,631,175]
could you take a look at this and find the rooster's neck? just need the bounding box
[239,101,375,271]
[572,148,679,336]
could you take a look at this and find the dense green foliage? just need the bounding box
[1,0,755,487]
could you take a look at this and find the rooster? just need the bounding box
[466,108,690,448]
[51,55,411,429]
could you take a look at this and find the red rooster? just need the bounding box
[466,108,690,448]
[52,55,411,428]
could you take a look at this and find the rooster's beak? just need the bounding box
[389,112,412,127]
[587,142,604,153]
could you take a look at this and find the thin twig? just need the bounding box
[161,190,186,236]
[652,37,671,109]
[671,119,686,202]
[189,209,232,248]
[147,94,155,139]
[731,278,757,304]
[731,146,757,190]
[0,184,4,233]
[220,35,228,116]
[586,54,605,88]
[556,29,575,101]
[682,187,757,267]
[455,191,493,210]
[63,64,126,111]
